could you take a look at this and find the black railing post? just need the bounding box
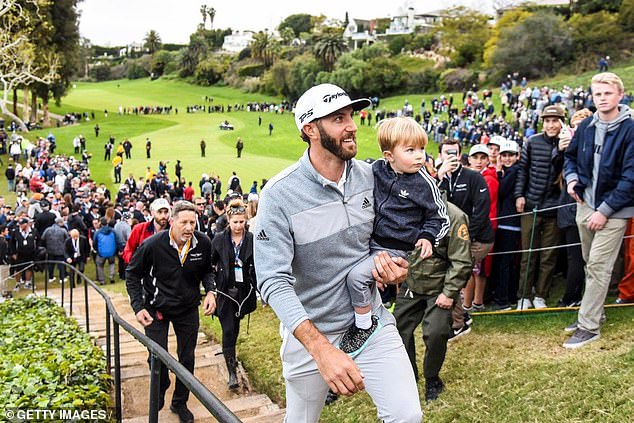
[113,322,122,423]
[84,275,90,334]
[106,307,111,375]
[149,354,161,423]
[69,270,73,317]
[44,261,49,297]
[61,265,65,309]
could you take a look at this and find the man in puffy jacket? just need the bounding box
[93,217,116,284]
[563,72,634,348]
[41,217,69,283]
[514,105,565,310]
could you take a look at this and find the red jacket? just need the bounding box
[123,221,158,263]
[482,166,499,230]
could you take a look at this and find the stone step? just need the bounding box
[113,344,221,370]
[122,394,281,423]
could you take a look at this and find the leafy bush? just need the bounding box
[406,68,441,93]
[89,64,112,82]
[238,64,265,78]
[0,296,111,411]
[126,62,149,80]
[439,68,478,92]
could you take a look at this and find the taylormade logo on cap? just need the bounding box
[294,83,371,132]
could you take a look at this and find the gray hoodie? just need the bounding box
[254,150,395,334]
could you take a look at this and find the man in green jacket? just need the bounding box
[394,198,472,402]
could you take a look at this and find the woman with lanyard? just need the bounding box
[210,198,257,391]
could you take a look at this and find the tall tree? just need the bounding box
[207,7,215,29]
[250,31,279,68]
[491,11,573,78]
[434,6,491,67]
[200,4,207,28]
[278,13,312,37]
[33,0,81,125]
[313,30,347,72]
[0,0,59,131]
[144,30,162,55]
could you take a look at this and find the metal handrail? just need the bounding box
[33,260,242,423]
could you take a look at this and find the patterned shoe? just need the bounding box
[339,315,381,358]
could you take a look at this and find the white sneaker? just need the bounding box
[48,277,56,283]
[516,298,533,310]
[533,297,547,309]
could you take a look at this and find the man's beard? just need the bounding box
[317,124,356,161]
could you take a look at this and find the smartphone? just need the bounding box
[447,149,458,157]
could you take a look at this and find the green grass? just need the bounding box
[4,62,634,422]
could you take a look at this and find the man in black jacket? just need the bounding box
[65,229,90,288]
[126,201,216,423]
[513,105,565,310]
[9,218,39,289]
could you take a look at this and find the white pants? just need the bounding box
[281,320,422,423]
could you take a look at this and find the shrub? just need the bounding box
[439,68,478,92]
[0,296,111,411]
[89,64,112,82]
[406,68,440,93]
[238,64,265,78]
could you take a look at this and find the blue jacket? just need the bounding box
[372,159,449,251]
[564,108,634,218]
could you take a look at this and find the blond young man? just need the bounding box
[563,72,634,348]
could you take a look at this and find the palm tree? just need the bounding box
[200,5,207,28]
[143,30,162,55]
[208,7,216,29]
[313,32,347,71]
[250,31,279,68]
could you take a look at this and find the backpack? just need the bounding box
[96,229,116,258]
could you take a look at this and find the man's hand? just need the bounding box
[66,258,72,263]
[567,180,582,204]
[416,238,433,259]
[437,155,459,180]
[295,321,365,396]
[372,251,408,285]
[135,309,154,327]
[516,197,525,213]
[435,293,454,309]
[587,211,608,232]
[203,291,216,316]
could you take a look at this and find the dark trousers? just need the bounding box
[47,255,66,281]
[493,229,521,306]
[561,226,585,304]
[519,214,561,299]
[144,307,199,407]
[393,285,452,381]
[117,254,127,280]
[217,299,241,349]
[68,260,85,287]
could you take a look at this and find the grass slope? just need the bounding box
[4,63,634,422]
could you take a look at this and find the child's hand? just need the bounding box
[416,238,433,259]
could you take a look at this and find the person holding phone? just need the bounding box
[437,139,493,338]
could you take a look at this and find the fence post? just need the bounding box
[519,207,539,310]
[149,354,162,423]
[84,276,90,334]
[68,264,73,317]
[113,322,122,422]
[44,261,48,298]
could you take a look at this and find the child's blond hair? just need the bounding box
[377,117,428,152]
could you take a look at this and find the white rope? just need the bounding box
[487,234,634,256]
[492,202,576,222]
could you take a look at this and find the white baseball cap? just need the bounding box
[150,198,171,212]
[469,144,490,157]
[489,135,507,146]
[500,140,519,154]
[294,83,371,132]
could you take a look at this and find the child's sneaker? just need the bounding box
[339,315,381,357]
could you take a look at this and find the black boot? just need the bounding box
[223,347,239,391]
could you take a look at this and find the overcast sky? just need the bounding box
[78,0,494,46]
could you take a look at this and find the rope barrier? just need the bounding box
[492,202,576,222]
[487,234,634,256]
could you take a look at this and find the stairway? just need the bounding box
[43,286,285,422]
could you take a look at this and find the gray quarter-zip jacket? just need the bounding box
[254,149,395,334]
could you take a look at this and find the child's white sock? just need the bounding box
[355,311,372,330]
